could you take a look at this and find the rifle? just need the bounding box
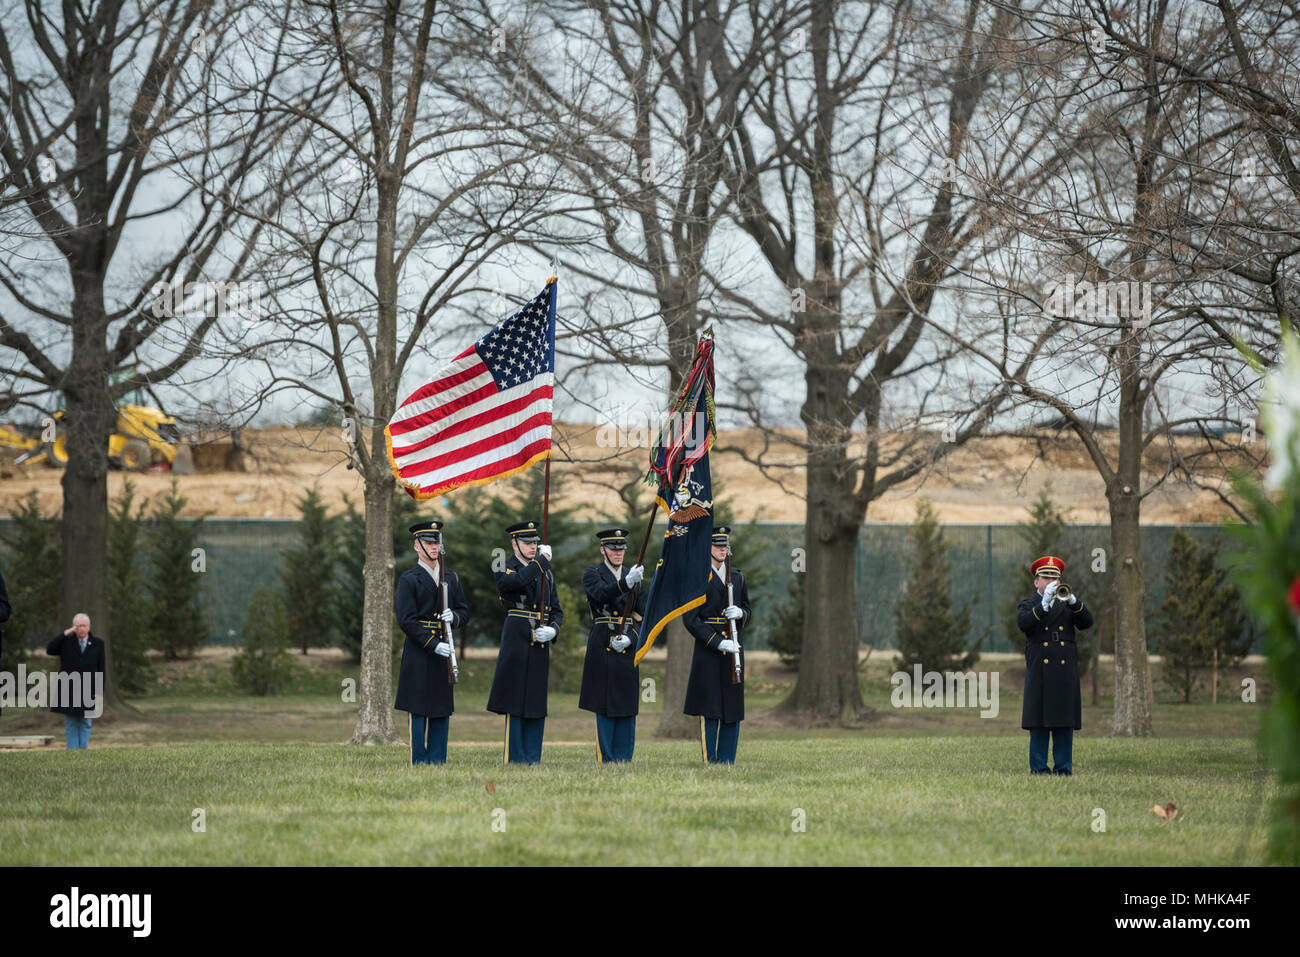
[723,547,742,684]
[439,552,458,684]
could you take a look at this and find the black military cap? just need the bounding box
[507,520,541,542]
[409,520,443,542]
[596,527,629,548]
[711,525,731,545]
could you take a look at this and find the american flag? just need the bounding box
[385,278,556,499]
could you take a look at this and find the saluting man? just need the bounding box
[394,521,471,765]
[579,527,646,763]
[682,526,751,764]
[1018,555,1093,775]
[487,520,563,765]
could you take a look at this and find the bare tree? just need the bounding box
[698,0,1064,723]
[968,1,1277,735]
[215,0,579,743]
[0,0,292,712]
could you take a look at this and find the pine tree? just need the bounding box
[547,581,585,693]
[0,492,61,677]
[280,488,336,654]
[769,571,805,669]
[1153,528,1251,702]
[330,495,367,662]
[232,586,294,695]
[893,499,979,671]
[329,487,432,662]
[144,479,208,659]
[106,480,154,693]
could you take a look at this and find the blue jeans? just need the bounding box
[1029,727,1073,773]
[64,715,92,750]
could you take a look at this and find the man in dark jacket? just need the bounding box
[46,614,105,749]
[578,527,646,762]
[1018,555,1094,775]
[394,520,471,765]
[487,520,562,765]
[682,526,751,764]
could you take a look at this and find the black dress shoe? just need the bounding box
[1030,768,1052,775]
[1052,768,1072,776]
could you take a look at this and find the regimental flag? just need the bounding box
[633,335,717,665]
[386,279,556,499]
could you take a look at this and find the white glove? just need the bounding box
[439,608,454,623]
[534,625,556,643]
[625,564,644,586]
[1068,592,1079,606]
[434,642,452,657]
[1041,581,1058,610]
[611,635,631,652]
[723,604,744,620]
[538,544,552,561]
[718,639,740,654]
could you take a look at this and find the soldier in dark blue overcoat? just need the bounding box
[394,520,471,765]
[487,520,563,764]
[682,526,751,764]
[1018,555,1094,775]
[578,527,646,763]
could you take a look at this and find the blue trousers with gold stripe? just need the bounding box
[505,715,545,765]
[700,717,739,764]
[410,714,449,765]
[595,714,635,763]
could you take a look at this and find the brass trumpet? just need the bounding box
[1055,583,1071,601]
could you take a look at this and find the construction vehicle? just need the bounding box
[0,405,195,473]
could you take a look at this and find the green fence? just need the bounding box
[0,519,1257,655]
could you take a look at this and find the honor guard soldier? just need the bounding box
[1018,555,1093,775]
[487,520,563,765]
[394,521,470,765]
[682,526,751,764]
[579,528,647,763]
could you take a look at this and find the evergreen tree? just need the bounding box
[547,581,585,693]
[330,495,367,662]
[280,488,336,654]
[144,479,208,659]
[893,499,980,671]
[232,586,294,695]
[769,571,805,669]
[0,492,61,676]
[329,487,430,662]
[1153,528,1252,702]
[107,480,154,693]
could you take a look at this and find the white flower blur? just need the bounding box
[1263,332,1300,490]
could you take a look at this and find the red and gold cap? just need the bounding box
[1030,555,1064,578]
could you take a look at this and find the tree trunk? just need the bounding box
[1107,485,1152,736]
[784,507,862,722]
[656,620,696,738]
[350,467,399,744]
[60,278,133,718]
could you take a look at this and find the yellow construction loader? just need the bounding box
[0,405,195,473]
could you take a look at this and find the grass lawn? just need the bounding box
[0,647,1278,865]
[0,737,1274,865]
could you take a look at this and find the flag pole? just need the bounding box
[612,495,662,647]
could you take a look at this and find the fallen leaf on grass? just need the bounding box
[485,780,495,795]
[1151,802,1181,821]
